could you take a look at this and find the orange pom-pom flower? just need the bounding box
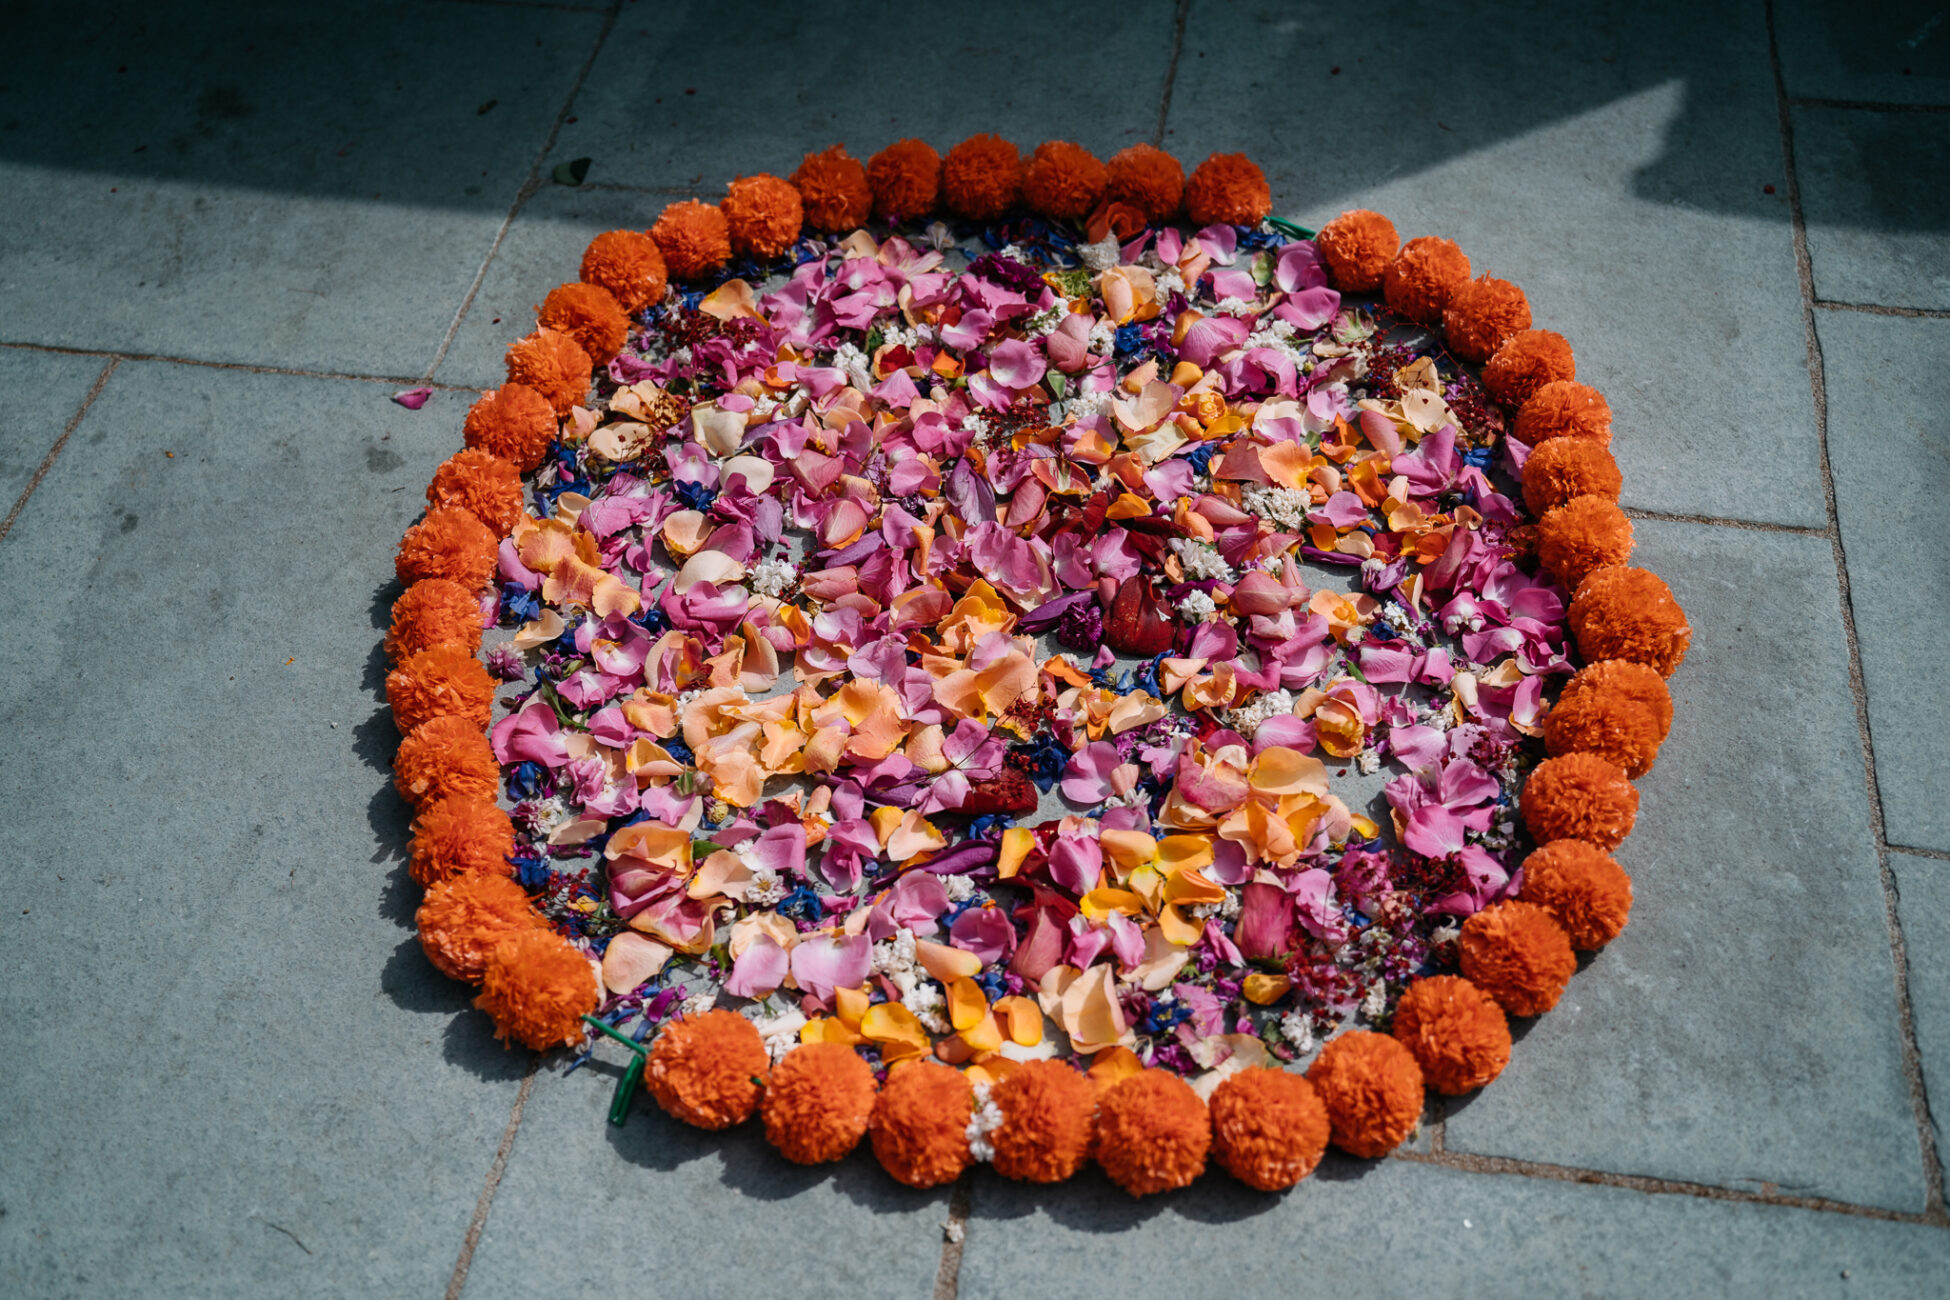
[649,199,731,281]
[394,713,499,808]
[1521,840,1635,950]
[538,281,628,364]
[1544,671,1664,779]
[387,643,497,733]
[476,929,599,1050]
[462,383,556,473]
[646,1009,770,1129]
[1208,1067,1330,1190]
[1307,1030,1424,1158]
[1316,209,1399,292]
[1104,143,1184,224]
[504,328,591,416]
[579,229,667,314]
[1384,236,1471,325]
[761,1042,877,1164]
[987,1058,1096,1183]
[1443,274,1532,363]
[1522,436,1622,517]
[1023,141,1108,223]
[1390,976,1512,1095]
[722,173,803,260]
[386,577,484,664]
[869,1061,973,1188]
[408,796,516,887]
[867,138,941,222]
[416,871,542,983]
[790,145,873,234]
[1460,901,1577,1017]
[1560,659,1673,741]
[1516,380,1613,448]
[1484,329,1576,408]
[1536,494,1634,590]
[1093,1070,1210,1196]
[942,133,1023,221]
[1569,566,1692,677]
[427,447,523,536]
[1184,152,1271,227]
[396,506,498,590]
[1521,751,1640,849]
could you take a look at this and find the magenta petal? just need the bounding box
[1235,882,1294,960]
[1060,741,1123,804]
[987,337,1047,390]
[724,937,789,999]
[1047,833,1104,896]
[1404,805,1467,858]
[391,386,433,410]
[949,906,1016,965]
[788,933,872,1000]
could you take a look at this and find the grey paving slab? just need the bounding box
[0,0,603,377]
[0,362,522,1295]
[956,1158,1950,1299]
[461,1048,949,1300]
[1443,520,1925,1212]
[1893,854,1950,1178]
[1818,310,1950,851]
[1169,0,1827,529]
[1775,0,1950,107]
[542,0,1179,192]
[1795,107,1950,310]
[0,348,108,508]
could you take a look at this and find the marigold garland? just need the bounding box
[407,795,517,886]
[1459,901,1577,1017]
[1094,1070,1210,1196]
[427,448,524,537]
[579,229,668,314]
[503,328,591,415]
[1208,1067,1330,1190]
[649,200,731,281]
[462,383,557,472]
[645,1008,770,1129]
[385,577,484,664]
[1307,1031,1424,1158]
[1104,143,1183,223]
[762,1042,878,1165]
[869,1061,974,1188]
[1384,235,1471,326]
[1390,975,1511,1095]
[790,145,874,234]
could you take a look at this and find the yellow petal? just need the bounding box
[1242,973,1294,1005]
[948,978,988,1032]
[996,826,1036,880]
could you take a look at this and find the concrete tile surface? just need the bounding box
[1893,854,1950,1172]
[1818,309,1950,852]
[1774,0,1950,107]
[0,363,521,1295]
[1443,521,1926,1212]
[1796,107,1950,310]
[0,349,109,508]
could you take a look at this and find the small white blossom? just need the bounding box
[745,865,786,907]
[1176,589,1219,623]
[1213,296,1259,317]
[943,874,976,904]
[831,340,873,391]
[1361,981,1388,1020]
[1225,688,1296,740]
[1170,537,1235,582]
[1430,922,1461,947]
[1278,1011,1317,1054]
[901,979,950,1034]
[1355,749,1381,776]
[1240,484,1312,531]
[966,1082,1004,1162]
[680,991,717,1018]
[1154,268,1185,298]
[746,1006,808,1062]
[1086,319,1116,355]
[872,929,918,977]
[1078,234,1121,271]
[748,558,797,599]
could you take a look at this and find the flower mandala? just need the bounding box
[387,139,1689,1193]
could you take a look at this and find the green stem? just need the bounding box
[1267,216,1318,240]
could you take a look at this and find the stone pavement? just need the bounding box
[2,0,1947,1294]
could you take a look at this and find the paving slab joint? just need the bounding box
[445,1057,539,1300]
[1152,0,1191,147]
[1788,96,1950,113]
[0,357,117,547]
[1814,299,1950,321]
[932,1177,973,1300]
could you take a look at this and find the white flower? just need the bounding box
[1430,922,1461,947]
[1355,749,1380,776]
[831,340,873,391]
[1213,296,1259,317]
[748,557,797,599]
[680,991,717,1018]
[1078,234,1121,272]
[1154,268,1185,298]
[944,874,976,903]
[1361,981,1388,1020]
[1225,688,1296,740]
[1024,305,1067,337]
[1170,537,1235,582]
[966,1082,1004,1162]
[1278,1011,1317,1054]
[901,979,950,1034]
[1086,319,1116,355]
[1240,484,1312,531]
[1176,589,1219,623]
[745,1006,808,1062]
[872,929,918,977]
[745,865,786,906]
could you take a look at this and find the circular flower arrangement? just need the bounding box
[386,137,1690,1194]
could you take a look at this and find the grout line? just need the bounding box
[1788,95,1950,114]
[1766,0,1947,1219]
[1622,506,1830,536]
[436,0,608,11]
[577,181,698,197]
[1815,299,1950,321]
[444,1058,538,1300]
[1152,0,1191,147]
[1394,1149,1950,1227]
[931,1177,972,1300]
[0,358,118,546]
[1892,844,1950,864]
[420,0,624,384]
[0,340,476,390]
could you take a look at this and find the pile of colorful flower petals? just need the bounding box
[385,134,1691,1195]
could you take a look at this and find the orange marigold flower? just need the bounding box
[867,138,941,222]
[538,281,628,364]
[476,929,599,1050]
[1209,1066,1330,1190]
[1384,236,1471,325]
[1522,436,1621,517]
[1569,566,1692,678]
[1094,1070,1210,1196]
[1391,976,1511,1095]
[387,643,496,734]
[385,577,484,664]
[1521,840,1635,950]
[463,383,556,473]
[761,1042,877,1164]
[649,199,731,281]
[427,447,523,536]
[504,328,591,416]
[1104,143,1184,224]
[1516,379,1613,448]
[722,173,804,260]
[989,1058,1097,1183]
[1521,751,1639,850]
[790,144,873,234]
[579,228,667,314]
[1484,328,1576,408]
[394,714,499,808]
[1560,659,1673,741]
[1023,140,1108,223]
[1460,901,1577,1017]
[646,1009,770,1129]
[1307,1030,1424,1158]
[1316,209,1399,292]
[869,1061,973,1188]
[1443,274,1532,363]
[1544,670,1664,779]
[416,871,542,983]
[1536,494,1634,590]
[396,505,498,590]
[408,796,516,887]
[942,133,1023,221]
[1184,152,1271,227]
